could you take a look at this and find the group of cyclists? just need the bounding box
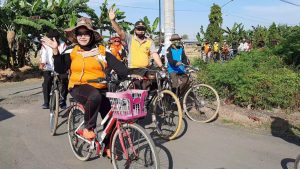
[200,38,252,63]
[39,8,190,161]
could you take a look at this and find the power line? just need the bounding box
[279,0,300,7]
[92,2,289,25]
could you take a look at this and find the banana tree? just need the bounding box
[98,0,132,36]
[222,23,246,44]
[139,16,159,39]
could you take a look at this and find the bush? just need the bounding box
[275,26,300,66]
[195,49,300,109]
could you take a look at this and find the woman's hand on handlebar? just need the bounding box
[128,74,144,80]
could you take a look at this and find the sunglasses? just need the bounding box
[114,40,121,42]
[75,31,91,37]
[136,27,146,31]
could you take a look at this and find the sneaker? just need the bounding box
[82,129,96,139]
[42,103,49,109]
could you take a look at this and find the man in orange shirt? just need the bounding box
[108,36,127,62]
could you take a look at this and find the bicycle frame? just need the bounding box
[71,103,138,160]
[50,72,64,101]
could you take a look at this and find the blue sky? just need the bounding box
[88,0,300,40]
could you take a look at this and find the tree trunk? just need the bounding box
[6,30,15,68]
[17,41,26,67]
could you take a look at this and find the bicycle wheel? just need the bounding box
[67,105,92,161]
[152,90,183,140]
[111,123,160,169]
[49,89,59,135]
[183,84,220,123]
[295,154,300,169]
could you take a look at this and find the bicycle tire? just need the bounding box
[67,105,92,161]
[152,90,183,140]
[295,154,300,169]
[183,84,220,123]
[111,123,160,169]
[49,90,59,136]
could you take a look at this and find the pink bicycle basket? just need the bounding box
[106,89,148,121]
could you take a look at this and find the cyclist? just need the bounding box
[166,34,189,94]
[203,40,211,62]
[41,17,129,158]
[213,40,220,62]
[221,40,230,61]
[107,36,127,62]
[40,30,68,109]
[109,8,165,79]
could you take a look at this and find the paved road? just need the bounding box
[0,79,299,169]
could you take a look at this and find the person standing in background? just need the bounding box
[40,30,68,109]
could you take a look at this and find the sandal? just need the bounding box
[82,129,96,139]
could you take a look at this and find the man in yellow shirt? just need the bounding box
[109,8,164,74]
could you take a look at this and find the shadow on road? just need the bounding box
[9,86,42,95]
[271,116,300,146]
[54,109,70,136]
[151,135,173,169]
[0,107,15,121]
[281,158,295,169]
[0,98,5,103]
[172,117,188,140]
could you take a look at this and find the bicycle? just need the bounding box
[49,71,63,135]
[164,64,220,123]
[67,77,160,169]
[126,69,183,140]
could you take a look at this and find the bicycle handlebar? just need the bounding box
[87,78,108,84]
[182,64,200,72]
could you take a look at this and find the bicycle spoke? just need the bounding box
[112,124,158,168]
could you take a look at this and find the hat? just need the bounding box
[169,34,182,41]
[134,21,146,28]
[64,17,102,43]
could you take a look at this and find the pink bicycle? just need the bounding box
[67,78,160,169]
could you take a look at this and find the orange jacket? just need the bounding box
[204,44,211,54]
[68,45,107,89]
[109,44,124,61]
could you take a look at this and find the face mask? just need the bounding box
[136,33,145,39]
[172,41,181,47]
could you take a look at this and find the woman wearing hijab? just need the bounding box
[41,17,129,158]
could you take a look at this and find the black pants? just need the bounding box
[70,84,111,130]
[42,71,68,105]
[129,68,157,90]
[70,84,111,145]
[42,71,53,105]
[58,73,69,104]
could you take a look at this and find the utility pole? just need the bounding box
[159,0,162,44]
[164,0,175,48]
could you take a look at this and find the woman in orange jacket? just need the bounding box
[41,17,128,158]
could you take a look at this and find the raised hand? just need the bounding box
[41,36,58,50]
[176,62,183,66]
[108,7,116,21]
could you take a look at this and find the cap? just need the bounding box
[134,21,146,28]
